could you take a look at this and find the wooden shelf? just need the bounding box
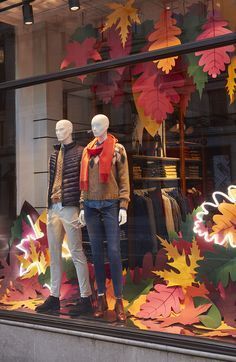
[186,177,203,180]
[185,158,202,162]
[134,177,180,181]
[132,155,180,161]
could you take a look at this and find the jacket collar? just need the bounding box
[53,141,76,151]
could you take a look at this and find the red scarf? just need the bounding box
[80,134,117,191]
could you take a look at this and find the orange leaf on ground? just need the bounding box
[136,284,184,319]
[160,296,211,327]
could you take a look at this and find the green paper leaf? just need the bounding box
[194,296,210,307]
[123,269,153,303]
[38,267,51,286]
[169,210,198,243]
[9,215,24,248]
[71,24,98,43]
[196,245,236,287]
[63,258,77,281]
[187,53,208,97]
[199,304,222,329]
[182,2,207,43]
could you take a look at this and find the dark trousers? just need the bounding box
[84,200,123,298]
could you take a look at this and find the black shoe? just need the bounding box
[69,296,93,316]
[35,296,60,313]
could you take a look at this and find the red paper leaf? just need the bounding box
[106,26,131,75]
[160,296,211,327]
[61,38,102,82]
[195,16,234,78]
[137,284,184,319]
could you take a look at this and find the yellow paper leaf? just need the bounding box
[148,10,181,74]
[103,0,141,47]
[128,294,147,316]
[0,296,43,310]
[211,202,236,246]
[226,56,236,104]
[133,92,160,137]
[130,317,148,330]
[154,239,203,289]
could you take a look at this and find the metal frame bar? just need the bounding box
[0,32,235,91]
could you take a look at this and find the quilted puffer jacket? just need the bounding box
[48,141,83,208]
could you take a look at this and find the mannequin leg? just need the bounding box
[84,205,106,295]
[47,207,64,298]
[61,206,92,298]
[102,202,123,298]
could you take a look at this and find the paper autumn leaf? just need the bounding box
[226,56,236,104]
[17,239,49,279]
[154,238,203,289]
[148,10,181,74]
[211,203,236,243]
[132,62,183,123]
[0,296,44,311]
[195,16,235,78]
[186,54,207,97]
[141,320,183,334]
[136,284,184,319]
[102,0,140,47]
[160,296,211,327]
[207,281,236,328]
[60,38,102,82]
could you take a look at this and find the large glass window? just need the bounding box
[0,0,236,350]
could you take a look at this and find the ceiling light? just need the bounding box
[22,0,34,25]
[68,0,80,11]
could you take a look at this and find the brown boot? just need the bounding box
[94,294,108,318]
[115,298,126,322]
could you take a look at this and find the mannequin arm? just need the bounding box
[119,209,127,226]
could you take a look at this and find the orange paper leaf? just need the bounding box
[148,10,181,74]
[160,296,211,327]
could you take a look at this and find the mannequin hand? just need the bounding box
[119,209,127,226]
[78,210,86,227]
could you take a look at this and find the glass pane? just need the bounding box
[0,44,236,346]
[0,0,235,81]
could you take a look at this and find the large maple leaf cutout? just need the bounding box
[160,296,211,327]
[195,16,235,78]
[226,56,236,104]
[136,284,184,319]
[60,38,102,82]
[102,0,140,47]
[148,9,181,74]
[153,238,203,289]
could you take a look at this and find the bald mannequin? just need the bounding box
[55,119,73,144]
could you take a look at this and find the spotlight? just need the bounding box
[68,0,80,11]
[22,1,34,25]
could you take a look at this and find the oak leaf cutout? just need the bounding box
[226,56,236,104]
[148,10,181,74]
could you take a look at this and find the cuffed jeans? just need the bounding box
[84,200,123,298]
[47,203,92,298]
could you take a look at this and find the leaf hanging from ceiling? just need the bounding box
[60,38,102,82]
[226,56,236,104]
[195,15,235,78]
[102,0,141,47]
[148,9,182,74]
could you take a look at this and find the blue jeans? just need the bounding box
[84,200,123,298]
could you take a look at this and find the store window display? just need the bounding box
[79,114,130,322]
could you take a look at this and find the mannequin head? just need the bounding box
[91,114,109,141]
[56,119,73,145]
